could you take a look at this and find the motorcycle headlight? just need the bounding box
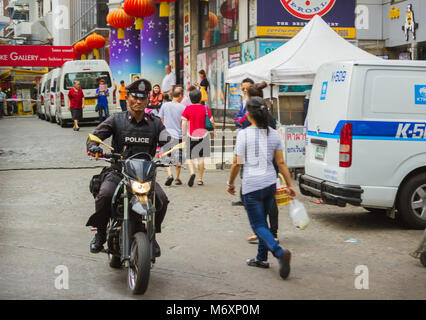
[131,181,151,194]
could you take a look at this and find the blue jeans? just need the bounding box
[98,105,109,123]
[242,184,284,262]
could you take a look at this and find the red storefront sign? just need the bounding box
[0,46,75,67]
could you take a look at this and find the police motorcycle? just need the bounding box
[87,134,182,294]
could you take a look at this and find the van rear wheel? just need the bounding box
[397,173,426,229]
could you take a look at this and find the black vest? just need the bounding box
[111,112,163,159]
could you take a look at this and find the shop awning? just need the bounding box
[226,15,380,85]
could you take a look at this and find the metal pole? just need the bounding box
[269,84,274,115]
[221,83,229,170]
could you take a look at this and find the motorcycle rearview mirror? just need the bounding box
[88,133,115,151]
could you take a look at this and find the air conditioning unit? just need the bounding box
[15,21,32,37]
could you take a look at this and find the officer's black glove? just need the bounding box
[89,145,103,155]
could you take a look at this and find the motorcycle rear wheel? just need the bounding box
[128,232,151,294]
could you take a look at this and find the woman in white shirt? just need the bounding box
[227,96,297,280]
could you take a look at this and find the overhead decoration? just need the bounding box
[153,0,176,17]
[220,0,238,20]
[75,40,91,60]
[208,12,218,30]
[86,33,106,59]
[73,44,81,59]
[107,6,136,39]
[123,0,156,30]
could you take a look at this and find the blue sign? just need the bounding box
[415,85,426,105]
[320,81,328,100]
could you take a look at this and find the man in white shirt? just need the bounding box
[161,65,176,95]
[159,87,186,186]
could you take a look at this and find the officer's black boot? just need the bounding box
[90,228,106,254]
[154,239,161,258]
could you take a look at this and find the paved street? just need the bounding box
[0,116,425,300]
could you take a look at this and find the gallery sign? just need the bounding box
[0,46,74,67]
[257,0,356,39]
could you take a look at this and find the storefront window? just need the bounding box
[199,0,239,50]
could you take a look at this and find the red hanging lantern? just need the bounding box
[86,33,106,59]
[73,44,81,59]
[123,0,156,30]
[220,0,238,20]
[75,40,91,60]
[153,0,176,18]
[107,6,136,39]
[208,12,218,30]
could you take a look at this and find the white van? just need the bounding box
[43,70,53,121]
[56,60,119,127]
[45,68,61,123]
[299,60,426,229]
[37,73,48,120]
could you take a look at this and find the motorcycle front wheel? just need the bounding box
[128,232,151,294]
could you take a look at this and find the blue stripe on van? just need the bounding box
[307,120,426,141]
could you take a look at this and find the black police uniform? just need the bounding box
[86,79,170,251]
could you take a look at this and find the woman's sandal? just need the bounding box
[197,180,204,186]
[246,258,270,269]
[175,179,182,185]
[247,235,258,244]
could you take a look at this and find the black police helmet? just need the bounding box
[125,79,152,99]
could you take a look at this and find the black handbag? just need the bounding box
[95,104,99,112]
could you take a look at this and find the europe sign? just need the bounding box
[0,46,75,67]
[257,0,356,39]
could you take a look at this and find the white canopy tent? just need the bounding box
[226,15,380,85]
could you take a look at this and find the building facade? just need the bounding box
[104,0,425,125]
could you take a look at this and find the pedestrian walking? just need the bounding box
[244,82,280,244]
[176,84,193,107]
[67,80,85,131]
[159,87,186,186]
[194,70,209,105]
[227,96,296,280]
[119,80,128,111]
[96,78,109,123]
[147,84,163,117]
[0,89,6,117]
[161,65,176,95]
[11,93,18,115]
[181,89,216,187]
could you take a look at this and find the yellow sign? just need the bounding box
[390,6,400,19]
[257,26,356,39]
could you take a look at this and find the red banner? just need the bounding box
[0,46,75,67]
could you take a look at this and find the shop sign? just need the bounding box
[169,2,176,51]
[258,41,286,57]
[256,0,356,39]
[241,41,256,64]
[184,0,191,46]
[0,46,74,67]
[228,45,241,68]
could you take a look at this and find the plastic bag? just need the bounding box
[289,200,310,230]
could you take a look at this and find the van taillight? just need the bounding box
[50,94,54,105]
[113,89,117,104]
[41,96,44,106]
[339,123,352,168]
[60,93,65,107]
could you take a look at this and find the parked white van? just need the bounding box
[45,68,61,123]
[299,60,426,229]
[37,73,48,120]
[43,70,53,121]
[55,60,119,127]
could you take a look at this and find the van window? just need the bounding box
[64,72,112,90]
[46,79,51,93]
[51,79,57,93]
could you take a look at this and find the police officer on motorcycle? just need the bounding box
[87,79,170,255]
